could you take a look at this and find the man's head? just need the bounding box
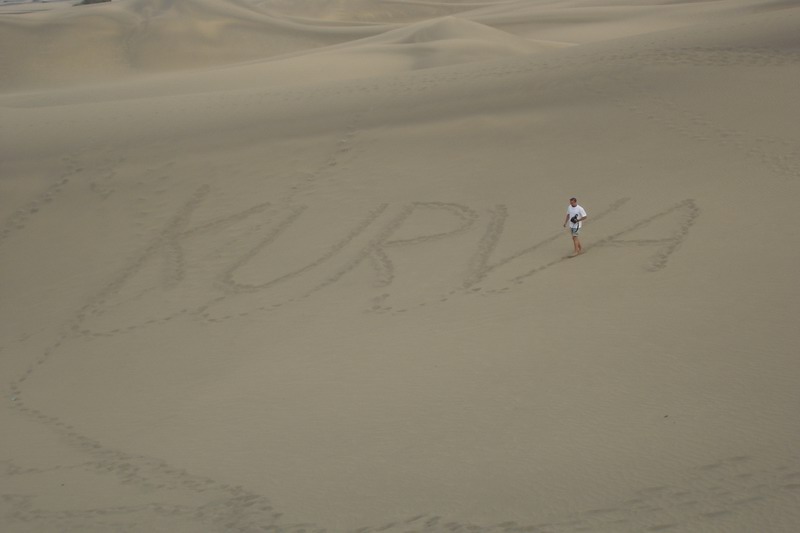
[569,197,577,205]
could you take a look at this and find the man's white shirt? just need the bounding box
[567,204,587,228]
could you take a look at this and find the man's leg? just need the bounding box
[572,235,582,255]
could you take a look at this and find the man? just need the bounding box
[563,197,588,256]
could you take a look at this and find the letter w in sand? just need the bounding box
[463,198,698,290]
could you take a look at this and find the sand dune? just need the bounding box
[3,0,789,90]
[2,1,800,532]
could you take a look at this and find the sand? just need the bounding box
[1,0,799,531]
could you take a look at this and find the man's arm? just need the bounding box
[563,213,570,227]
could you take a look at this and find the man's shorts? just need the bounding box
[570,226,581,236]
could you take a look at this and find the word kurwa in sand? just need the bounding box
[75,190,698,334]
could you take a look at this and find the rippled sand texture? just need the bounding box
[2,1,800,532]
